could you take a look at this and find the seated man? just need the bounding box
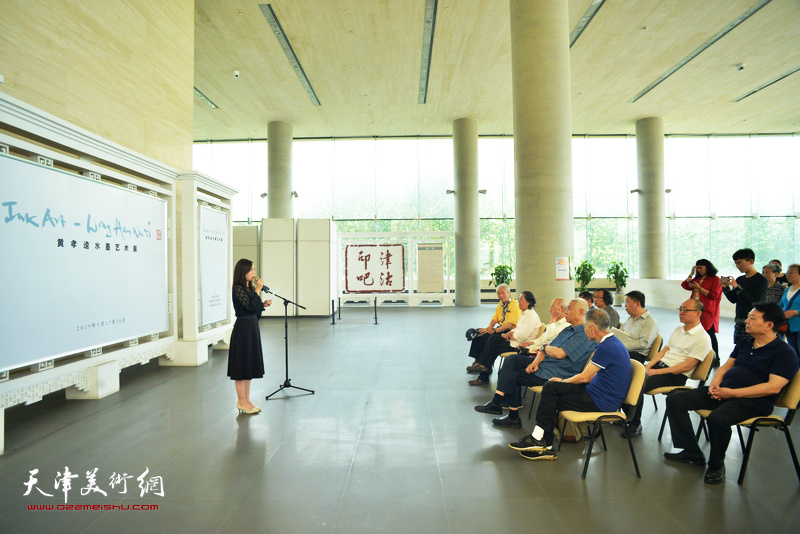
[466,284,520,370]
[474,299,595,428]
[621,298,711,438]
[518,298,569,352]
[593,289,620,328]
[468,290,543,386]
[664,302,799,484]
[612,290,659,363]
[506,308,632,460]
[579,291,594,309]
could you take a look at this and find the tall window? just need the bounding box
[194,134,799,279]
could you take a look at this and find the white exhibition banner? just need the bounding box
[199,206,229,326]
[0,154,168,372]
[344,244,405,293]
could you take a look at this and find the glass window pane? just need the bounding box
[668,218,711,278]
[753,136,797,216]
[478,139,504,218]
[665,137,710,217]
[587,137,628,217]
[419,138,454,218]
[586,218,631,274]
[334,139,376,219]
[249,141,268,221]
[503,138,515,218]
[709,137,754,216]
[375,139,419,219]
[294,140,333,219]
[209,142,252,222]
[572,137,587,217]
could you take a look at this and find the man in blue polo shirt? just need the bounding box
[664,302,799,484]
[474,298,595,429]
[505,308,632,460]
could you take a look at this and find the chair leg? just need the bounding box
[657,411,669,441]
[651,396,658,411]
[737,426,746,453]
[598,426,608,451]
[737,423,759,485]
[626,429,642,478]
[557,418,568,452]
[581,421,600,479]
[695,419,709,441]
[783,424,800,484]
[527,393,537,419]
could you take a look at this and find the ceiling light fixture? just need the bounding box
[733,65,800,102]
[418,0,438,104]
[629,0,771,103]
[194,87,219,109]
[259,4,321,106]
[569,0,605,48]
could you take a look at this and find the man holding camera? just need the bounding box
[721,248,767,345]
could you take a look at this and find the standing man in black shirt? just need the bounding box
[721,248,767,346]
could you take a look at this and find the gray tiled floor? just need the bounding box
[2,304,799,533]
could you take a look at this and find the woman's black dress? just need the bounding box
[227,285,266,380]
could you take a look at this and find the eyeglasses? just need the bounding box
[677,307,700,313]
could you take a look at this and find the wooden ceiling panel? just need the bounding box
[193,0,800,140]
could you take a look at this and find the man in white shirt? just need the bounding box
[612,290,659,363]
[468,291,543,385]
[622,298,711,437]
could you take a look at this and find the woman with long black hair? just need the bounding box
[228,258,271,414]
[681,259,722,365]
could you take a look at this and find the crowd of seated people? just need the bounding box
[463,248,800,484]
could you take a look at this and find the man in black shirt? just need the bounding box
[721,248,767,346]
[664,302,799,484]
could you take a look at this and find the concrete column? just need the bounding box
[268,121,293,219]
[453,117,480,307]
[510,0,573,304]
[636,117,666,279]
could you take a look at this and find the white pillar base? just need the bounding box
[65,362,120,400]
[1,408,4,455]
[162,340,210,367]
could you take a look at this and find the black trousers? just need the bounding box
[665,386,766,470]
[495,353,547,407]
[733,322,750,345]
[468,332,491,360]
[706,327,718,361]
[476,335,516,380]
[535,381,599,446]
[629,351,648,364]
[630,371,687,426]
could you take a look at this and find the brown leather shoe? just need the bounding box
[467,363,488,372]
[468,378,488,386]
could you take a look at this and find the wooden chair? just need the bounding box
[556,360,646,479]
[694,369,800,485]
[645,349,715,440]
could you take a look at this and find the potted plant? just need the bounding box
[575,260,595,292]
[606,262,628,292]
[607,261,628,306]
[489,264,513,288]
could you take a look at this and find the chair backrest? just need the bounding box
[690,350,716,382]
[623,360,646,407]
[776,369,800,410]
[646,334,663,362]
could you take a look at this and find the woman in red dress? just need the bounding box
[681,259,722,366]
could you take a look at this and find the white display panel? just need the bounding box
[0,154,168,372]
[199,206,229,326]
[344,244,405,293]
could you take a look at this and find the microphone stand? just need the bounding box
[261,287,314,400]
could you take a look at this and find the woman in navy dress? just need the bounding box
[228,259,271,414]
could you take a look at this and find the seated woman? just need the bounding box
[468,291,542,386]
